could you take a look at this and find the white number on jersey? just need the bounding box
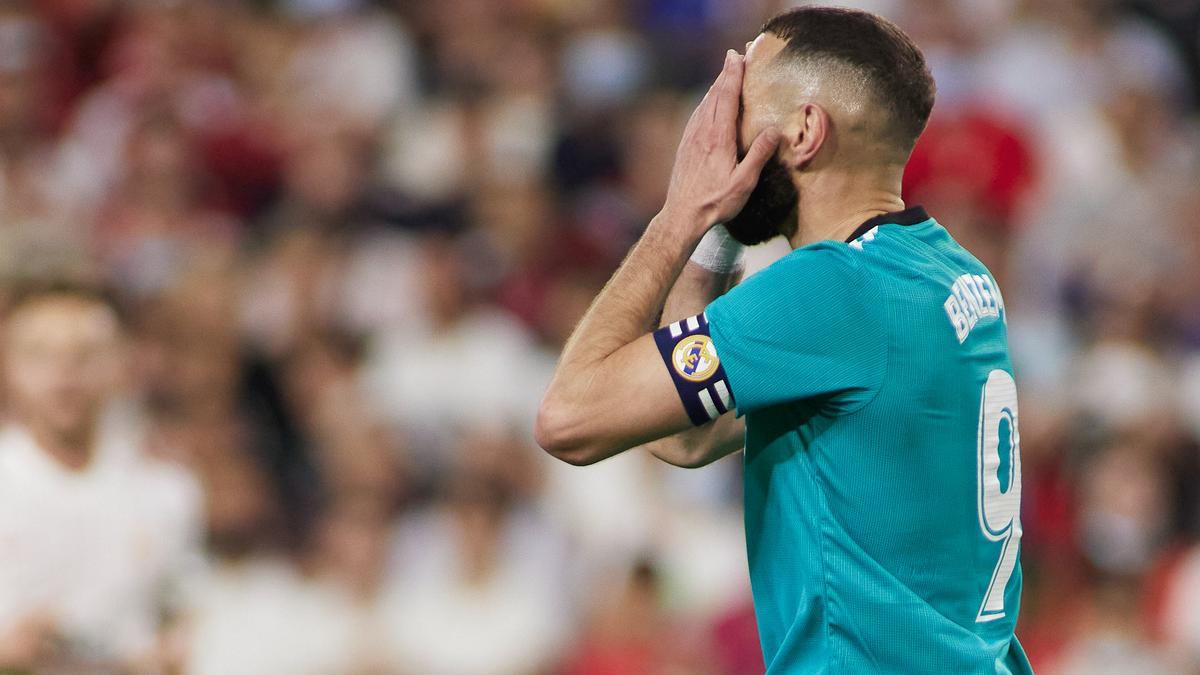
[976,369,1022,623]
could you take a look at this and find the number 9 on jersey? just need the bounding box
[976,369,1022,623]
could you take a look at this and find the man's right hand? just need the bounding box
[660,50,780,239]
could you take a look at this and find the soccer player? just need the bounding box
[536,7,1032,674]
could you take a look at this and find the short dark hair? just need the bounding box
[4,279,128,328]
[763,6,935,153]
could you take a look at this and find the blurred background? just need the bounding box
[0,0,1198,673]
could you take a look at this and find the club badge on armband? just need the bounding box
[654,313,735,425]
[671,335,720,382]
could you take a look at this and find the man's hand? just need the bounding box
[662,50,780,238]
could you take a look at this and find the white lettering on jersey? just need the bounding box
[848,226,878,250]
[944,273,1005,343]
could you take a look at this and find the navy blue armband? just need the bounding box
[653,312,735,426]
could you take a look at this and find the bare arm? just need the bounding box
[534,214,707,466]
[535,51,779,465]
[644,256,746,468]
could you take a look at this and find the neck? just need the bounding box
[787,167,906,248]
[26,419,98,472]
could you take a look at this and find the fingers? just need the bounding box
[684,54,729,137]
[711,50,738,97]
[714,50,744,128]
[731,126,782,190]
[705,51,732,118]
[689,51,740,137]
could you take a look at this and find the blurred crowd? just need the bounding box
[0,0,1198,673]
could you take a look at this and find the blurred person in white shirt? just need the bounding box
[379,465,569,675]
[0,282,203,670]
[186,492,393,675]
[363,236,543,462]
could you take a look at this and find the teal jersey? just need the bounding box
[704,207,1032,674]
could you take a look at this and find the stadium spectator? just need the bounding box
[0,283,202,671]
[378,462,569,674]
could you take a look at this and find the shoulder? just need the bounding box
[767,240,863,276]
[136,454,201,493]
[124,453,205,530]
[705,239,886,350]
[0,424,30,465]
[716,240,867,312]
[0,425,49,487]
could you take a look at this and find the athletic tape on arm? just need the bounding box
[689,225,744,273]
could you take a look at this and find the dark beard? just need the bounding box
[723,156,797,246]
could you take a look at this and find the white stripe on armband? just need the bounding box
[714,380,733,410]
[698,390,720,419]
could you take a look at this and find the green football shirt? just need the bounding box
[656,207,1032,674]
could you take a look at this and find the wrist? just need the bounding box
[653,205,714,242]
[689,224,745,274]
[642,212,707,276]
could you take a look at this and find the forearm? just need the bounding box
[540,223,750,463]
[646,413,744,468]
[647,263,743,467]
[644,227,745,467]
[536,211,705,463]
[660,224,744,324]
[555,210,701,381]
[660,263,741,326]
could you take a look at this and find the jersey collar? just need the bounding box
[844,205,930,243]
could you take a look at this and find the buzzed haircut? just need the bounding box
[763,6,936,154]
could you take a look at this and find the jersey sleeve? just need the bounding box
[702,242,888,416]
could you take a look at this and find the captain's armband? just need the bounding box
[653,313,735,426]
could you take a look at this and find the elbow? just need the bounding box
[535,395,607,466]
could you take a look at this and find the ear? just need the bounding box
[781,103,829,171]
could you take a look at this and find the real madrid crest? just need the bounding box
[671,335,719,382]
